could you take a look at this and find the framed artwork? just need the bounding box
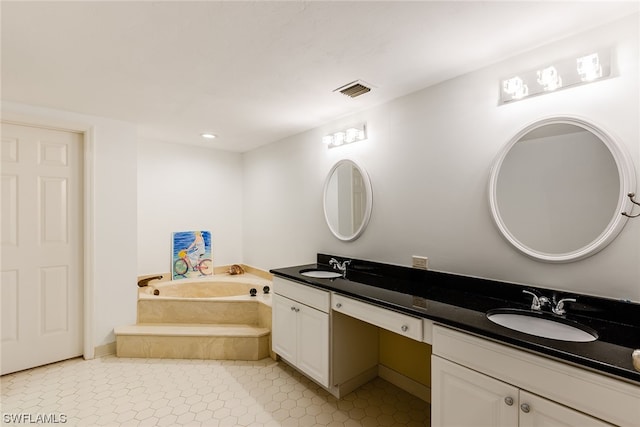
[171,230,213,279]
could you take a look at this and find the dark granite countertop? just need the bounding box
[270,254,640,385]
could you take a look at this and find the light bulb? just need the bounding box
[345,128,359,143]
[537,66,562,91]
[577,53,602,82]
[503,77,528,100]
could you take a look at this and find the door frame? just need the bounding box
[2,112,95,360]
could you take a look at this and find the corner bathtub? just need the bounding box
[137,274,272,324]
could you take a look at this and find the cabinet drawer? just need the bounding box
[332,293,422,341]
[273,277,330,313]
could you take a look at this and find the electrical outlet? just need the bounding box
[412,256,428,270]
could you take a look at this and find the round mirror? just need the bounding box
[489,117,636,262]
[323,159,373,241]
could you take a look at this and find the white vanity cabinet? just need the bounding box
[432,356,611,427]
[432,325,639,427]
[272,277,330,387]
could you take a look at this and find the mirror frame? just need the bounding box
[488,116,636,263]
[323,159,373,242]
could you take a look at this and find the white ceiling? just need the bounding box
[2,1,638,152]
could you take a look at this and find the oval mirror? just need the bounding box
[489,117,636,263]
[323,159,373,241]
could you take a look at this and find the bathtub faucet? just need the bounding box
[138,275,163,287]
[329,258,351,278]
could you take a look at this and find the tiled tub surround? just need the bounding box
[115,273,274,360]
[272,254,640,384]
[136,276,272,324]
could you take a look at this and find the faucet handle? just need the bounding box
[553,298,576,316]
[522,290,541,311]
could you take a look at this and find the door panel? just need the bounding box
[272,294,297,363]
[1,174,18,246]
[1,270,19,342]
[432,355,518,427]
[40,176,69,243]
[297,305,329,387]
[1,123,83,375]
[40,266,69,334]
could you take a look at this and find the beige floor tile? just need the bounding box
[1,356,429,426]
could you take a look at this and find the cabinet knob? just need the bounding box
[290,306,296,311]
[336,303,342,308]
[504,397,514,406]
[401,325,408,332]
[295,308,300,313]
[520,403,530,413]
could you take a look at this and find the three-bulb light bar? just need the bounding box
[322,124,367,148]
[500,48,611,103]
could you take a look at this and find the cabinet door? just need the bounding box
[519,391,613,427]
[432,355,518,427]
[272,294,298,363]
[297,304,330,387]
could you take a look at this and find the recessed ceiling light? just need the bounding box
[201,132,217,139]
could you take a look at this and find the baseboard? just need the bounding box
[94,342,116,358]
[333,365,378,399]
[378,364,431,403]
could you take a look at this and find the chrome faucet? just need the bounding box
[552,298,576,316]
[523,290,575,315]
[522,290,549,311]
[329,258,351,278]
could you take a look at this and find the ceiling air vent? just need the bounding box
[334,80,372,98]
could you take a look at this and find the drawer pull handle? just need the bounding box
[504,397,514,406]
[520,403,530,413]
[336,303,342,308]
[401,325,408,332]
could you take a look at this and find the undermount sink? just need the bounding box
[487,309,598,342]
[299,269,342,279]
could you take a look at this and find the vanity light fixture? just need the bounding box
[500,48,611,104]
[323,124,367,149]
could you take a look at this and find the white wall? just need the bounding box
[1,101,138,348]
[243,14,640,302]
[137,139,243,275]
[3,14,637,357]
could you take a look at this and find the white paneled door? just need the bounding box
[1,123,83,375]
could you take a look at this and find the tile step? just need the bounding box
[115,323,272,360]
[114,323,270,338]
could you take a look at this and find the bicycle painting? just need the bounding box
[171,230,213,279]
